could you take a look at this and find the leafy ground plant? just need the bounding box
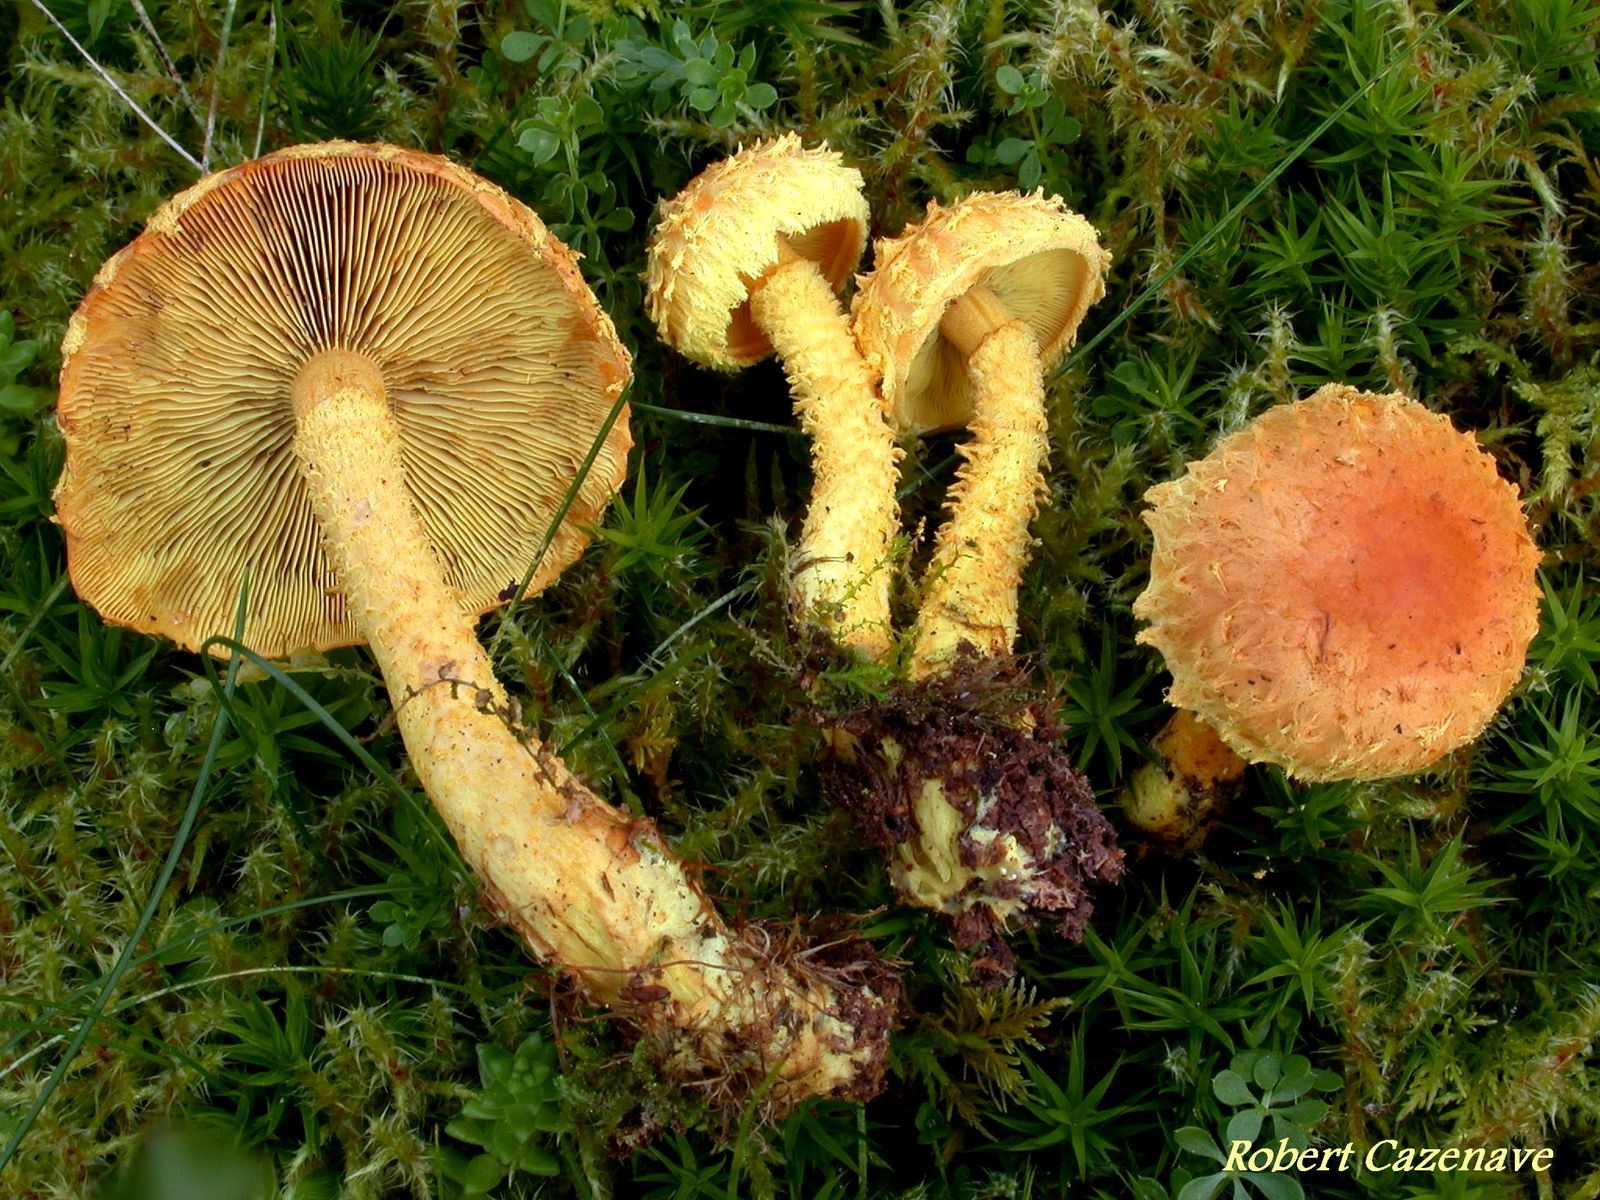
[2,0,1600,1197]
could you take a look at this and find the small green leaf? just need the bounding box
[996,64,1025,94]
[462,1153,503,1194]
[1252,1055,1282,1091]
[1175,1126,1223,1162]
[0,384,51,418]
[1245,1172,1304,1200]
[1176,1174,1226,1200]
[1212,1070,1256,1107]
[501,31,542,62]
[517,126,561,163]
[994,137,1031,166]
[1226,1108,1263,1149]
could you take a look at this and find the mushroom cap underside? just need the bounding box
[852,191,1110,435]
[1134,384,1542,781]
[55,141,632,659]
[644,133,869,370]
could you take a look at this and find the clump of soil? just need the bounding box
[819,662,1124,982]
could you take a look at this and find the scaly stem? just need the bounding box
[910,288,1048,678]
[749,247,900,662]
[289,350,891,1108]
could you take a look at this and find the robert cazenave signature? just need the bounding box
[1224,1138,1554,1175]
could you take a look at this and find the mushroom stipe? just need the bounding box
[834,191,1123,960]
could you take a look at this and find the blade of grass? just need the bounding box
[897,449,959,501]
[199,639,462,869]
[0,583,249,1173]
[0,573,71,755]
[200,0,238,171]
[0,1004,210,1077]
[632,400,801,436]
[128,0,199,117]
[0,885,416,1065]
[489,388,628,660]
[532,626,640,814]
[252,6,275,158]
[28,0,205,174]
[2,966,482,1083]
[555,581,750,760]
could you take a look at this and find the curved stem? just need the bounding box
[909,296,1048,679]
[749,251,901,662]
[289,352,891,1109]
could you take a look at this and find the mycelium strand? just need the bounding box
[748,242,900,663]
[288,349,891,1111]
[909,286,1048,678]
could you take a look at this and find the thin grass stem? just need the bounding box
[128,0,198,115]
[201,0,238,171]
[632,400,801,436]
[29,0,204,174]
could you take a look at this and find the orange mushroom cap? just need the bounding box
[53,142,631,659]
[1134,384,1541,782]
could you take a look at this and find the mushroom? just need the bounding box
[54,141,895,1112]
[821,193,1120,975]
[1130,383,1541,815]
[645,134,900,660]
[851,190,1111,677]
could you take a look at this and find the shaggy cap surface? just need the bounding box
[644,133,869,370]
[1135,384,1541,781]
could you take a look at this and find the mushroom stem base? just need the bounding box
[1119,711,1247,852]
[291,377,894,1112]
[750,256,900,661]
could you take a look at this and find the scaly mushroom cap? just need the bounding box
[851,191,1110,435]
[54,141,632,659]
[1135,384,1541,781]
[644,134,869,370]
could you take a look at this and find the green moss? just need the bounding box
[3,0,1600,1196]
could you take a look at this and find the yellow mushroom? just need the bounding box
[829,193,1119,968]
[54,141,896,1113]
[645,134,900,660]
[1118,710,1247,852]
[851,191,1110,676]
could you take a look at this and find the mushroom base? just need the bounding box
[821,666,1124,983]
[1119,710,1248,852]
[291,376,895,1115]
